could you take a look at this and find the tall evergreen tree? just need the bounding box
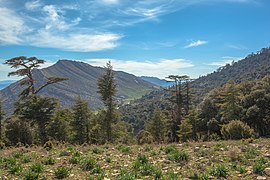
[71,97,91,144]
[47,109,72,142]
[145,108,168,143]
[97,61,117,142]
[0,100,4,141]
[166,75,191,142]
[14,95,57,144]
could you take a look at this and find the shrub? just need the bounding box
[209,164,228,178]
[30,163,44,173]
[92,147,103,154]
[92,164,103,174]
[9,164,22,174]
[81,158,97,171]
[22,155,31,163]
[168,150,189,163]
[105,157,112,163]
[69,156,80,164]
[221,120,254,140]
[117,168,137,179]
[54,166,70,179]
[166,171,179,179]
[161,144,177,154]
[43,157,55,165]
[24,170,39,180]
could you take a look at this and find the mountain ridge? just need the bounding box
[0,60,156,114]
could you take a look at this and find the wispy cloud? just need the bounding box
[83,58,194,78]
[25,0,43,11]
[185,40,208,48]
[227,44,248,50]
[208,56,243,66]
[30,31,122,52]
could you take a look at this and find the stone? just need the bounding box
[264,168,270,176]
[256,176,266,180]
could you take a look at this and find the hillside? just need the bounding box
[120,47,270,133]
[0,80,16,90]
[191,47,270,103]
[0,60,156,113]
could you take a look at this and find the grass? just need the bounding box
[0,139,270,179]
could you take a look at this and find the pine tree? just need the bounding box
[47,109,72,142]
[0,100,4,141]
[14,95,57,144]
[97,61,117,142]
[145,108,168,143]
[166,75,191,142]
[71,97,91,144]
[5,56,67,97]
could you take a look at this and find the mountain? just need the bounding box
[120,47,270,134]
[140,76,174,87]
[191,47,270,103]
[0,80,16,90]
[0,60,156,113]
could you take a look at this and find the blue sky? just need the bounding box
[0,0,269,80]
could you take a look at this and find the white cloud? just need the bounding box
[100,0,120,5]
[208,56,243,66]
[83,58,194,78]
[30,31,122,52]
[184,40,208,48]
[25,0,43,10]
[227,44,248,50]
[0,7,27,44]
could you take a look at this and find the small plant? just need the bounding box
[238,166,247,174]
[22,155,31,163]
[69,156,80,164]
[144,144,153,152]
[253,161,265,175]
[209,164,228,178]
[166,171,179,179]
[43,156,55,165]
[54,166,70,179]
[168,150,189,163]
[136,154,149,164]
[117,144,131,154]
[190,173,209,180]
[81,158,97,171]
[154,168,163,179]
[12,152,23,159]
[140,163,155,176]
[92,147,103,154]
[117,168,137,180]
[3,156,17,168]
[24,170,39,180]
[162,144,177,154]
[244,147,258,159]
[105,156,112,163]
[92,164,103,174]
[9,164,22,174]
[30,163,44,173]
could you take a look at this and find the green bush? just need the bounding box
[24,170,39,180]
[221,120,254,140]
[81,158,97,171]
[30,163,44,173]
[117,168,137,179]
[209,164,228,178]
[54,166,70,179]
[9,164,22,174]
[43,157,55,165]
[43,140,54,151]
[161,144,177,154]
[69,156,80,164]
[168,150,189,163]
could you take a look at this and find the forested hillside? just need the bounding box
[120,47,270,136]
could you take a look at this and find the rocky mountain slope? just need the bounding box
[0,60,156,113]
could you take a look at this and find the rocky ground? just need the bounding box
[1,138,270,179]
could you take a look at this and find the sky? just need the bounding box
[0,0,270,80]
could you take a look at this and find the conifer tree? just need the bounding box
[146,108,168,143]
[166,75,191,142]
[71,97,91,144]
[14,95,57,144]
[97,61,117,142]
[47,109,72,142]
[0,100,4,141]
[5,56,67,97]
